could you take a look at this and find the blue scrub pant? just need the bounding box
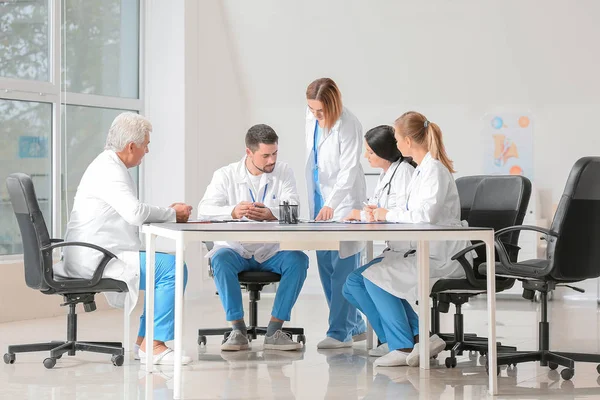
[137,252,189,342]
[313,190,365,342]
[317,251,366,342]
[342,258,419,350]
[210,248,309,321]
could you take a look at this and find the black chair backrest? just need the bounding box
[6,173,52,291]
[456,176,490,221]
[548,157,600,281]
[468,176,531,263]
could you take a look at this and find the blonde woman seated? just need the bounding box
[343,112,472,367]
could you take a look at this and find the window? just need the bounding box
[0,0,143,256]
[0,0,50,82]
[62,105,138,223]
[62,0,140,98]
[0,99,52,255]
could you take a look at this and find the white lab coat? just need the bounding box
[362,152,472,302]
[304,106,367,257]
[54,150,176,315]
[360,159,414,221]
[197,157,300,263]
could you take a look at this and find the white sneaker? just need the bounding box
[406,334,446,367]
[221,330,250,351]
[263,330,302,351]
[317,337,353,349]
[368,343,389,357]
[373,350,410,367]
[139,348,192,365]
[134,344,140,360]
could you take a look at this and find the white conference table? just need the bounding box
[141,222,497,399]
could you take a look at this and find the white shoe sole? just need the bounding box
[374,352,409,367]
[317,341,353,349]
[407,339,446,367]
[368,349,388,357]
[263,343,302,351]
[140,357,192,365]
[221,343,250,351]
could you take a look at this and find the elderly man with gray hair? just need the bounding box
[56,112,193,365]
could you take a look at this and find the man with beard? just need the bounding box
[198,124,308,352]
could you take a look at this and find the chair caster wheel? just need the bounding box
[3,353,15,364]
[296,334,306,344]
[596,364,600,375]
[43,358,56,369]
[548,362,558,370]
[507,365,518,377]
[445,357,457,368]
[111,355,124,367]
[198,335,207,346]
[468,351,477,360]
[560,368,574,381]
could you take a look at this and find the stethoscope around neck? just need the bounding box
[370,160,402,206]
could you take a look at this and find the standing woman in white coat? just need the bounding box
[304,78,368,348]
[343,111,472,367]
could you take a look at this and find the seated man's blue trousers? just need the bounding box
[342,258,419,350]
[210,248,309,321]
[137,252,189,342]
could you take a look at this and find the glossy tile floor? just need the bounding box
[2,291,600,399]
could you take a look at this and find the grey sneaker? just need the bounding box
[264,330,302,351]
[221,330,250,351]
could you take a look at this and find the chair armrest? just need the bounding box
[41,241,117,290]
[43,241,117,259]
[453,251,483,287]
[450,239,518,285]
[451,243,484,261]
[495,225,558,238]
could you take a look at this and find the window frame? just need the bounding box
[0,0,145,259]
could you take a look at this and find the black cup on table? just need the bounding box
[279,201,298,224]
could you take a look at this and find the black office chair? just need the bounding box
[197,242,305,346]
[479,157,600,380]
[3,173,127,369]
[431,175,531,368]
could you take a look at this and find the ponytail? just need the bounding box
[426,122,455,173]
[395,111,455,173]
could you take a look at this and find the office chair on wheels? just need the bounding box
[3,173,127,369]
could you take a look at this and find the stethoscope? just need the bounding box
[370,161,401,207]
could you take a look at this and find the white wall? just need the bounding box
[145,0,600,295]
[216,0,600,218]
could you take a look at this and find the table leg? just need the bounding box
[417,240,430,369]
[485,232,498,395]
[123,297,130,354]
[173,232,186,399]
[145,233,156,372]
[366,241,374,350]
